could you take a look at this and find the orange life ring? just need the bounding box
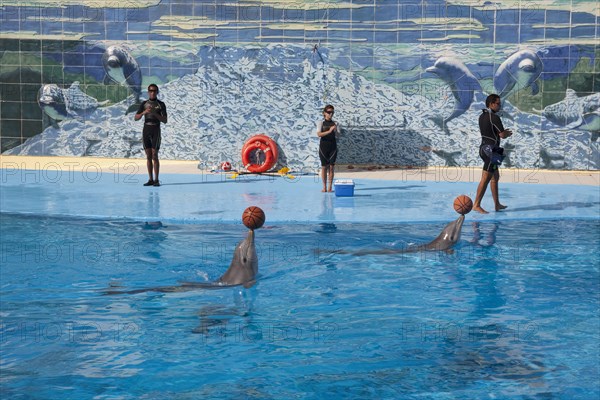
[241,134,279,173]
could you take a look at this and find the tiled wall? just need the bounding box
[0,1,598,170]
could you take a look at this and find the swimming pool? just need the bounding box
[1,213,598,399]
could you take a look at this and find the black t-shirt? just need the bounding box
[138,99,167,125]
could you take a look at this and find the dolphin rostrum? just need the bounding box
[104,230,258,295]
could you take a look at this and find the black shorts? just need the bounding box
[479,145,496,172]
[143,124,161,151]
[319,142,337,166]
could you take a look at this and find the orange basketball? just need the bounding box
[242,206,265,230]
[453,195,473,215]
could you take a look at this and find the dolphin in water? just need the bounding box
[104,230,258,295]
[101,45,142,113]
[494,49,543,98]
[317,215,465,256]
[425,57,481,125]
[354,214,465,255]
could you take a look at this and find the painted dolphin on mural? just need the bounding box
[38,81,108,127]
[494,49,543,98]
[318,215,465,256]
[537,89,600,131]
[104,230,258,295]
[425,57,481,125]
[101,45,142,113]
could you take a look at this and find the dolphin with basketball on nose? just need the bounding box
[353,214,465,255]
[315,214,466,257]
[104,207,265,295]
[103,229,258,295]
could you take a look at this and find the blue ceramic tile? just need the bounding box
[494,25,521,44]
[126,8,150,23]
[374,30,398,43]
[398,3,423,21]
[495,8,521,25]
[352,5,376,22]
[195,3,215,18]
[520,27,545,43]
[571,11,596,24]
[545,27,571,40]
[546,10,571,24]
[571,25,596,39]
[520,6,546,24]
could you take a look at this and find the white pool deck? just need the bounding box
[2,155,598,186]
[1,155,598,224]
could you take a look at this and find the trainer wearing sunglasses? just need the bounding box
[316,104,339,192]
[135,84,167,187]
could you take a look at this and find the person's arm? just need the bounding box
[496,115,512,139]
[134,102,146,121]
[316,121,324,137]
[317,122,337,137]
[153,102,168,124]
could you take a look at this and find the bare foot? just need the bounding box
[473,206,489,214]
[495,204,507,211]
[327,189,334,192]
[321,188,327,192]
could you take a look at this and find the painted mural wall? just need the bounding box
[0,0,598,171]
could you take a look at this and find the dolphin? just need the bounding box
[494,49,543,98]
[354,214,465,255]
[538,89,600,130]
[104,230,258,295]
[317,215,465,257]
[38,82,108,127]
[38,84,68,124]
[101,45,142,113]
[425,57,481,124]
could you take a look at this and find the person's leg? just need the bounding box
[490,169,506,211]
[152,149,160,185]
[144,148,154,185]
[473,170,493,214]
[321,166,328,192]
[327,164,334,192]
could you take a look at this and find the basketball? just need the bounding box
[242,206,265,230]
[453,195,473,215]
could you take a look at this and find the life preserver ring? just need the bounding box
[241,134,279,173]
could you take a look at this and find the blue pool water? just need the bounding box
[1,213,599,399]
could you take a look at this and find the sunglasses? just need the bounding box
[148,89,158,92]
[324,110,334,114]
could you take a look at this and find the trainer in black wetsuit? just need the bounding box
[479,104,505,172]
[316,105,339,192]
[473,94,513,214]
[135,84,167,187]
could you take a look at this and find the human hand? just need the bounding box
[500,129,513,138]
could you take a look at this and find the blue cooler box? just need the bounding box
[334,179,355,197]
